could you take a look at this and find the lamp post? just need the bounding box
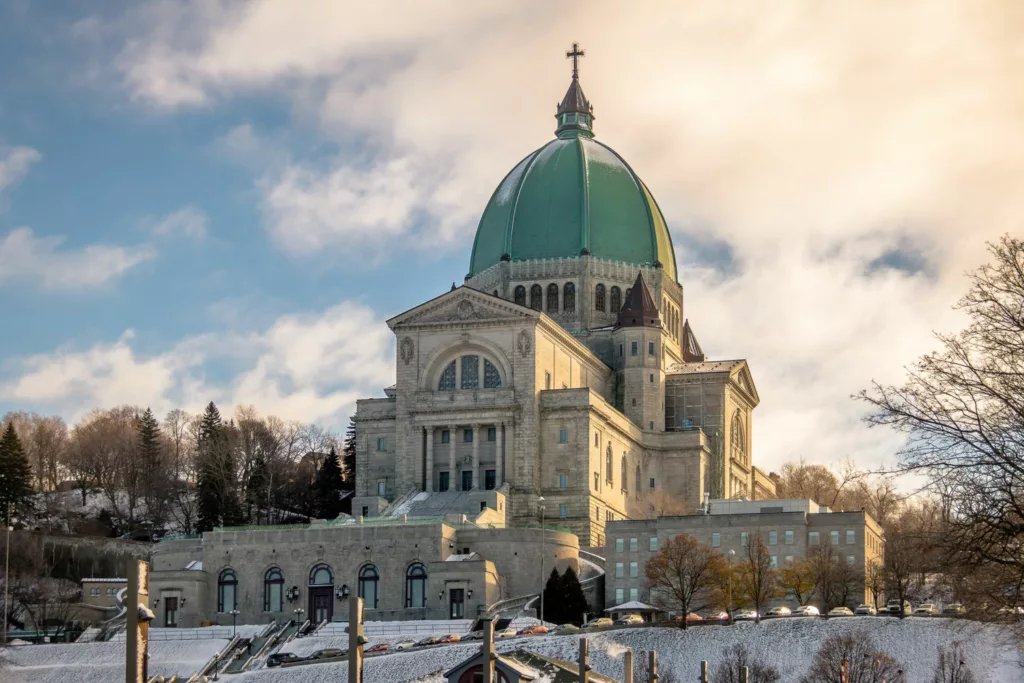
[229,609,240,637]
[293,607,304,626]
[538,496,546,623]
[727,549,736,623]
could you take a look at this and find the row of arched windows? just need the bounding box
[602,444,643,498]
[513,283,577,314]
[594,284,630,313]
[216,562,430,613]
[662,297,680,338]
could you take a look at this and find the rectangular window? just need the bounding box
[629,587,639,602]
[464,429,473,443]
[649,477,655,489]
[648,341,655,355]
[164,597,178,627]
[629,537,638,552]
[545,371,552,389]
[785,555,794,565]
[768,531,778,546]
[594,432,599,447]
[485,469,496,490]
[770,555,778,568]
[606,510,613,522]
[631,341,638,356]
[846,530,855,545]
[809,531,820,545]
[439,471,450,492]
[741,531,748,548]
[619,344,623,357]
[615,588,624,604]
[487,427,496,441]
[377,481,386,496]
[559,504,568,519]
[441,429,450,444]
[615,562,624,578]
[376,437,386,451]
[649,374,654,383]
[616,538,624,553]
[361,506,369,517]
[629,561,638,578]
[831,530,840,545]
[847,555,856,566]
[785,529,794,545]
[559,428,568,443]
[712,533,721,548]
[559,473,568,490]
[649,536,658,552]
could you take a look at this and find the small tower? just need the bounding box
[613,272,668,431]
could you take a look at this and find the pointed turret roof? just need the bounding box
[681,319,706,362]
[554,42,595,137]
[557,77,592,117]
[616,272,661,328]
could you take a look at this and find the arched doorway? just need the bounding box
[308,563,334,624]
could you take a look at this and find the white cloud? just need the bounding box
[102,1,1024,472]
[0,303,395,428]
[0,145,41,194]
[0,227,156,290]
[149,205,208,241]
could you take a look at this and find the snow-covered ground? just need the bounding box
[1,638,229,683]
[3,617,1020,682]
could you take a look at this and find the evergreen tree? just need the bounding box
[246,452,270,524]
[560,566,590,626]
[196,402,226,532]
[541,567,563,624]
[315,448,344,519]
[0,422,33,517]
[137,408,163,519]
[341,419,356,490]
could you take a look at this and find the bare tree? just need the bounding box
[732,533,779,621]
[780,557,817,607]
[865,561,885,610]
[645,534,727,628]
[858,236,1024,628]
[933,643,976,683]
[715,644,780,683]
[800,630,905,683]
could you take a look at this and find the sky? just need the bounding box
[0,1,1021,474]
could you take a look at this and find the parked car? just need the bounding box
[415,636,442,647]
[765,606,791,618]
[886,600,911,615]
[828,607,854,617]
[517,625,550,635]
[913,603,939,616]
[460,631,484,641]
[496,627,519,639]
[854,604,877,616]
[582,617,613,630]
[705,610,731,621]
[554,624,580,635]
[394,640,417,651]
[792,605,820,617]
[365,643,389,654]
[614,614,644,626]
[733,610,759,621]
[671,612,704,623]
[310,648,346,660]
[438,634,462,643]
[942,603,967,616]
[266,652,303,667]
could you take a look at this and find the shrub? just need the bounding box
[715,643,780,683]
[933,642,975,683]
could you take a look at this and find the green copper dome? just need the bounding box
[468,67,678,282]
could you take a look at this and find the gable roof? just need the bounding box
[444,650,538,680]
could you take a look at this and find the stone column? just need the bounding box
[495,422,504,488]
[448,425,457,491]
[504,422,514,486]
[425,426,434,492]
[471,423,480,490]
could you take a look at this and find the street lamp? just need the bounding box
[727,549,736,623]
[538,496,546,623]
[229,609,240,637]
[293,607,304,626]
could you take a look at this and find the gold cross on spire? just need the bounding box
[566,42,585,79]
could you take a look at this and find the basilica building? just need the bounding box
[353,50,776,547]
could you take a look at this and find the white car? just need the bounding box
[394,640,416,651]
[765,606,791,617]
[886,600,911,615]
[854,604,877,615]
[792,605,820,616]
[828,606,854,617]
[733,609,759,621]
[496,627,518,639]
[614,614,644,626]
[913,603,939,616]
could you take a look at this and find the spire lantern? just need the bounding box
[555,42,595,138]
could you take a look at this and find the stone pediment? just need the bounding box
[388,287,537,329]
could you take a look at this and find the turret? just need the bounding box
[612,272,668,431]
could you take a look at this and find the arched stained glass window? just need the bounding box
[438,361,456,391]
[484,359,502,388]
[563,283,576,313]
[264,568,284,612]
[405,563,427,608]
[461,355,480,389]
[218,569,237,613]
[595,284,606,312]
[731,411,746,465]
[547,284,559,313]
[621,457,628,492]
[359,564,379,609]
[309,564,334,586]
[530,284,543,311]
[514,286,526,307]
[610,286,622,313]
[605,444,613,484]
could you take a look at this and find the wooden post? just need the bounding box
[648,650,659,683]
[348,596,365,683]
[481,616,495,683]
[578,637,590,683]
[741,664,749,683]
[125,560,150,683]
[700,660,709,683]
[622,649,633,683]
